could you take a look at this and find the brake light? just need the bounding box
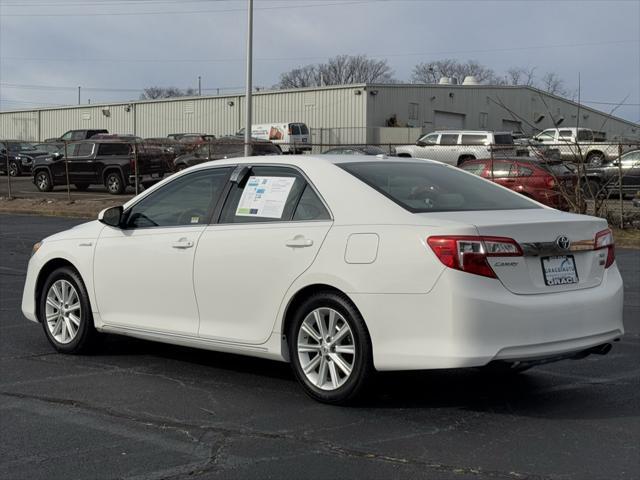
[547,177,555,189]
[594,229,615,268]
[427,236,523,278]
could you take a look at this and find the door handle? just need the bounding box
[172,238,194,249]
[286,235,314,248]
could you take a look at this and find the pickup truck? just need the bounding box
[44,129,108,143]
[395,130,516,166]
[533,128,618,164]
[32,139,168,194]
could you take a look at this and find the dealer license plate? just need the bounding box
[541,255,578,286]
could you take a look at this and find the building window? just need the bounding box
[408,103,419,121]
[479,112,488,129]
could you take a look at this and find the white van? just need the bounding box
[239,123,311,154]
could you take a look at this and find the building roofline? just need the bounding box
[1,82,637,130]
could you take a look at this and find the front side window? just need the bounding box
[60,131,73,141]
[621,150,640,166]
[418,133,438,144]
[339,161,540,213]
[559,130,573,138]
[219,166,307,224]
[75,143,95,157]
[71,131,85,140]
[537,130,555,140]
[290,124,301,135]
[124,168,231,228]
[440,134,459,145]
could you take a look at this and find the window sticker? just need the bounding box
[236,176,296,219]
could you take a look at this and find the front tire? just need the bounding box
[39,267,98,354]
[35,170,53,192]
[288,292,373,404]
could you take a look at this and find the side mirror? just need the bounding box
[51,152,64,160]
[416,140,427,147]
[98,206,123,228]
[0,148,6,155]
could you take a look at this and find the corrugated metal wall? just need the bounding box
[367,85,639,140]
[0,85,368,142]
[2,84,637,142]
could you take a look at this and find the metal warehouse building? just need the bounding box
[1,83,638,145]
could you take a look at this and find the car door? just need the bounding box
[93,167,232,335]
[194,165,333,344]
[66,142,96,183]
[619,151,640,192]
[439,133,460,164]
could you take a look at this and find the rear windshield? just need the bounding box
[493,134,514,145]
[339,161,540,213]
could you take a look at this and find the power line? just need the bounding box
[0,0,376,16]
[2,40,636,64]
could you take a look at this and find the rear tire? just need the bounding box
[39,266,98,354]
[288,292,373,404]
[8,160,20,177]
[35,170,53,192]
[105,171,125,195]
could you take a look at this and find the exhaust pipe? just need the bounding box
[589,343,612,356]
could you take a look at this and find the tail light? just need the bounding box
[427,236,523,279]
[594,229,615,268]
[546,177,556,189]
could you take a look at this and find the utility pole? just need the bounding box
[77,86,81,105]
[243,0,253,157]
[198,76,202,96]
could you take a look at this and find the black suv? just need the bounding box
[1,140,51,176]
[585,149,640,198]
[173,137,281,171]
[44,129,108,143]
[32,140,168,194]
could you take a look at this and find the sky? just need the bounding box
[0,0,639,123]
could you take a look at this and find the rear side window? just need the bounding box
[339,161,540,213]
[488,161,515,178]
[440,134,458,145]
[219,166,307,223]
[292,186,331,221]
[460,134,487,145]
[493,134,514,145]
[97,143,130,156]
[541,163,573,176]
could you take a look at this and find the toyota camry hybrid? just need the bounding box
[22,155,624,403]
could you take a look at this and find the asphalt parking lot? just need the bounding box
[1,214,638,480]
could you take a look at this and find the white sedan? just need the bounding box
[22,156,624,403]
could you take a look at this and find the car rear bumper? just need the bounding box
[352,264,624,371]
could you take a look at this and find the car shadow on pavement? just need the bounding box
[90,333,637,421]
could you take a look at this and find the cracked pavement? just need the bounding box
[1,214,639,480]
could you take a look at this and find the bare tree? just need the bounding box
[278,55,395,88]
[504,66,537,86]
[139,87,196,100]
[540,72,567,96]
[411,59,497,84]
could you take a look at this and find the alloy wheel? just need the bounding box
[108,175,121,193]
[297,307,356,391]
[36,172,50,190]
[45,279,81,344]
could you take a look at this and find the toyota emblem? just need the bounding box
[556,235,571,250]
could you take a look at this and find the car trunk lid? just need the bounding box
[420,209,609,294]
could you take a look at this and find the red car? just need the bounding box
[460,158,576,209]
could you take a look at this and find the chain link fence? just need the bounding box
[2,137,639,229]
